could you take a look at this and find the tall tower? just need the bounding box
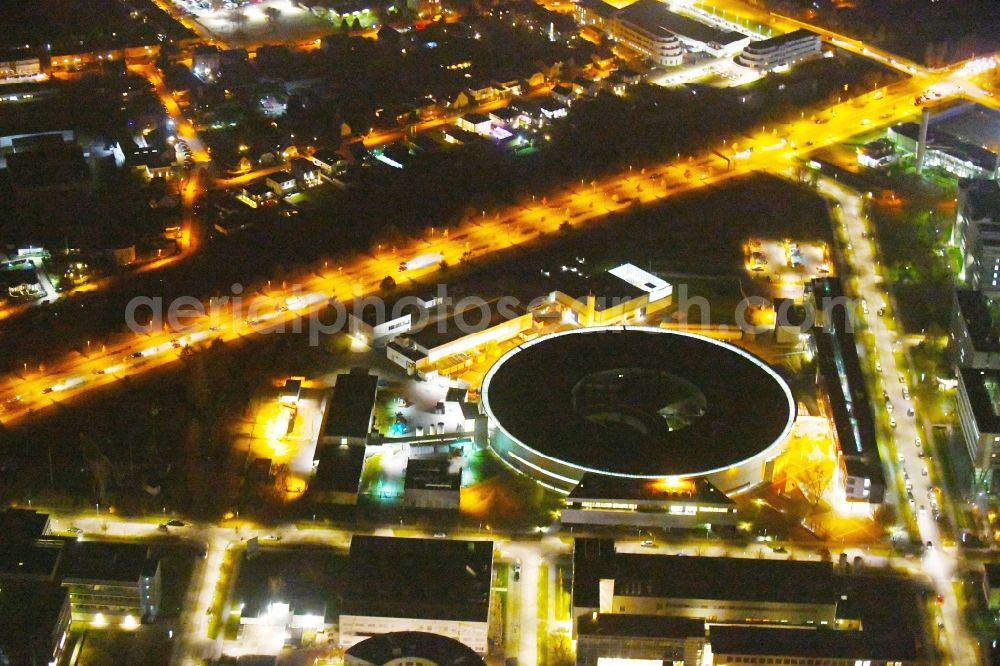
[915,106,931,174]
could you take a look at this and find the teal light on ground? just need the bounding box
[374,480,400,501]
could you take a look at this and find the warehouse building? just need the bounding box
[571,540,838,626]
[339,536,494,654]
[708,625,919,666]
[319,370,380,446]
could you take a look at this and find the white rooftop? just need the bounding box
[608,263,672,302]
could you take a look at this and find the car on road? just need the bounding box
[93,368,105,375]
[166,519,186,527]
[922,466,928,476]
[129,351,144,359]
[641,539,655,548]
[898,375,905,384]
[926,541,933,550]
[897,453,904,463]
[513,564,521,581]
[772,546,788,553]
[915,436,921,447]
[262,535,282,541]
[890,417,897,428]
[41,387,53,394]
[907,407,915,417]
[886,401,894,413]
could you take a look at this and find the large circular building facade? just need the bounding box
[481,326,796,493]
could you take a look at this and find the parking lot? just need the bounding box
[173,0,336,44]
[745,238,833,300]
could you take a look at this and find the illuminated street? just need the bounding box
[2,47,998,428]
[813,174,979,665]
[4,0,1000,663]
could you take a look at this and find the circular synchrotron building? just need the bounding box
[481,326,796,494]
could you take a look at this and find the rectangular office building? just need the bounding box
[339,536,494,654]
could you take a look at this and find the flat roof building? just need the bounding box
[0,580,72,666]
[737,29,822,70]
[808,278,885,506]
[403,457,462,510]
[956,367,1000,492]
[234,548,342,640]
[0,508,50,542]
[0,509,62,584]
[576,614,705,666]
[949,289,1000,369]
[889,121,1000,180]
[562,475,737,530]
[857,137,898,169]
[572,540,837,627]
[574,0,616,29]
[320,370,380,446]
[708,625,918,666]
[5,143,91,195]
[348,293,440,348]
[615,0,749,56]
[346,631,485,666]
[388,299,535,379]
[607,0,685,67]
[312,443,366,505]
[340,536,494,654]
[0,510,161,625]
[954,179,1000,292]
[548,262,673,327]
[58,541,162,623]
